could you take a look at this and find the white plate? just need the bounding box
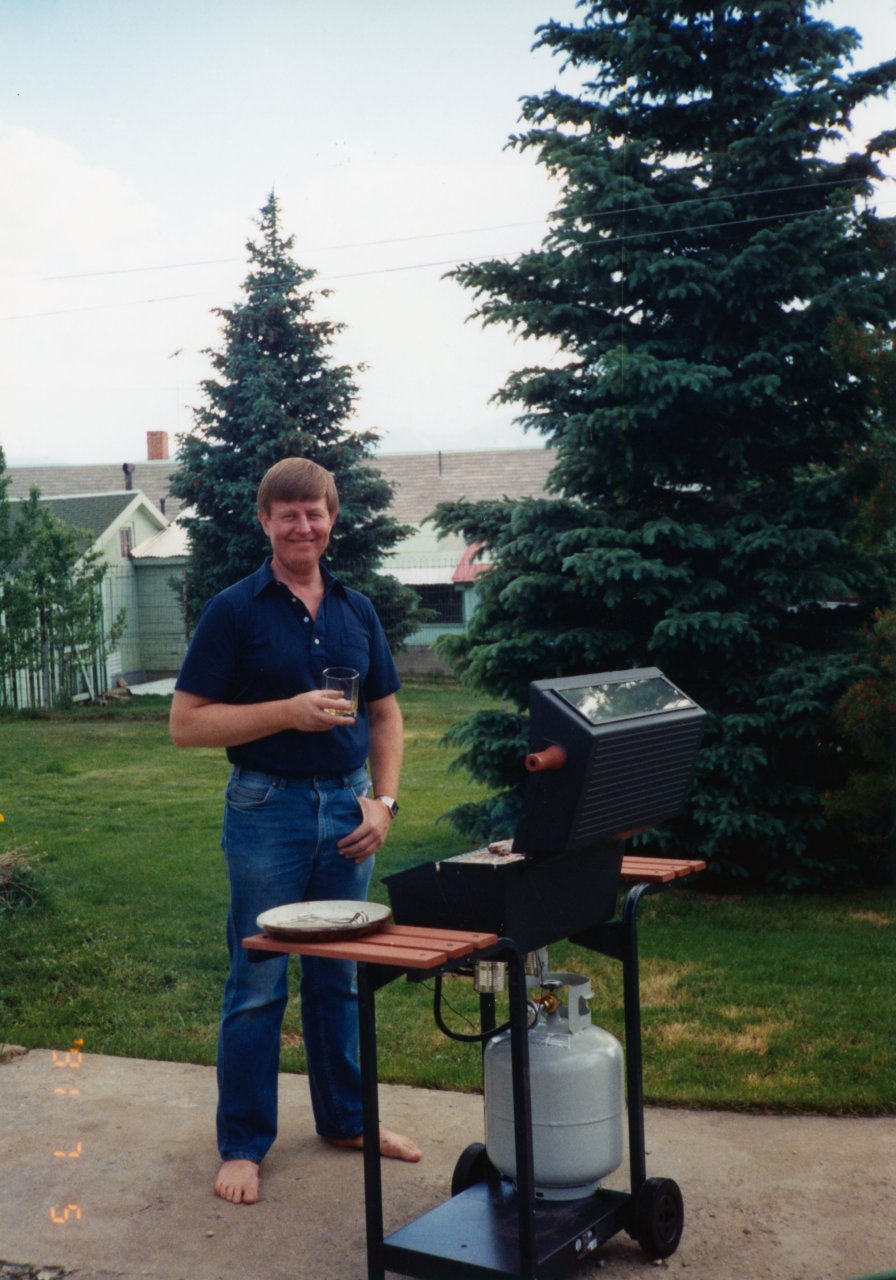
[257,900,392,942]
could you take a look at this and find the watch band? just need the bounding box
[376,795,399,818]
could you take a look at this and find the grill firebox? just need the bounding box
[386,668,705,945]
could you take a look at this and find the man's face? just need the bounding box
[259,496,336,575]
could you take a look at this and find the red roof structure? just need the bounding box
[452,542,491,584]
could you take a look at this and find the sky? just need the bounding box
[1,0,894,468]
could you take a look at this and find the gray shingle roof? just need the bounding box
[7,461,180,516]
[371,448,556,525]
[8,492,144,543]
[6,447,557,528]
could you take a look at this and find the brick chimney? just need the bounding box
[147,430,170,461]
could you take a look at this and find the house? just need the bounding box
[6,434,557,684]
[3,490,173,704]
[370,448,555,654]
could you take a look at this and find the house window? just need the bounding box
[415,584,463,625]
[119,527,133,558]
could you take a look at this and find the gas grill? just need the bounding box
[245,666,707,1278]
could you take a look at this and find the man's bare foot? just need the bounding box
[214,1158,260,1203]
[328,1125,422,1162]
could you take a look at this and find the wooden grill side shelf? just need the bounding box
[241,923,498,969]
[621,855,706,883]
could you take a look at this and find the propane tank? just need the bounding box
[483,973,624,1200]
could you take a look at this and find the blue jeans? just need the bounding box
[216,765,373,1164]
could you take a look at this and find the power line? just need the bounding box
[2,193,891,324]
[45,257,241,281]
[34,176,873,284]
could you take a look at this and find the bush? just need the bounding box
[0,843,47,914]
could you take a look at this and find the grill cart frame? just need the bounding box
[243,855,704,1280]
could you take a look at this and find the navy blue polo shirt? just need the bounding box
[175,558,400,777]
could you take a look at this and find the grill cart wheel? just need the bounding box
[451,1142,492,1196]
[631,1177,684,1259]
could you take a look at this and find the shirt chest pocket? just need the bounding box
[337,635,371,683]
[323,604,368,662]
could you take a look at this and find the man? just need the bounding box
[170,457,420,1206]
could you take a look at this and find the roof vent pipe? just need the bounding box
[122,463,135,491]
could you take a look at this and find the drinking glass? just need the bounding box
[322,667,359,717]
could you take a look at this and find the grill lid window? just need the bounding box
[557,675,695,726]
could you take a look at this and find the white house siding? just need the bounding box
[95,500,169,684]
[134,562,188,675]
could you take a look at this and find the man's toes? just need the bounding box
[214,1159,260,1203]
[380,1128,422,1162]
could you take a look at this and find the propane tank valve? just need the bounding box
[533,981,562,1016]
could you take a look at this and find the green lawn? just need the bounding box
[1,683,892,1114]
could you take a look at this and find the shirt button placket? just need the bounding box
[311,624,324,680]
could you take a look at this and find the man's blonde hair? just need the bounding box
[257,457,339,518]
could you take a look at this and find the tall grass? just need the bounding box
[0,685,892,1113]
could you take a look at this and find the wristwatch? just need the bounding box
[376,795,399,819]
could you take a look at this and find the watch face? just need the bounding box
[379,797,399,817]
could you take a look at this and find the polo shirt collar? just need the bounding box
[251,556,345,598]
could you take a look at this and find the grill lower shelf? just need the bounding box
[382,1181,631,1280]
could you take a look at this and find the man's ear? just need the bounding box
[258,508,270,537]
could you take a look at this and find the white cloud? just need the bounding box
[0,123,160,279]
[0,123,187,464]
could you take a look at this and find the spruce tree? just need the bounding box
[435,2,895,888]
[171,192,418,647]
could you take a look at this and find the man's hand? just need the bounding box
[337,794,393,863]
[286,688,357,732]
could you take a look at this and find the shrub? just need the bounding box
[0,843,47,914]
